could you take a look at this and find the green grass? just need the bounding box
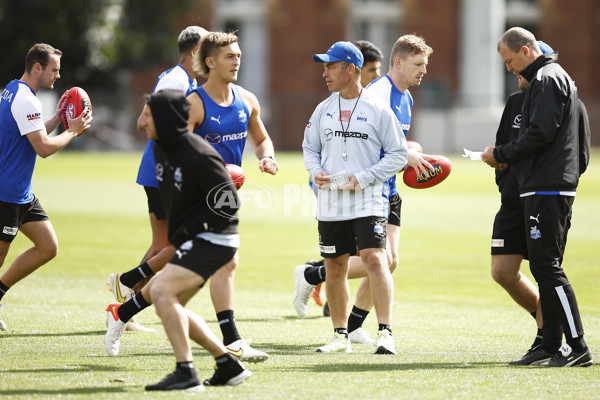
[1,150,599,399]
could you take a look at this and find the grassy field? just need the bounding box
[0,150,599,399]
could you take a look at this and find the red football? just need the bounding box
[61,87,91,136]
[402,155,452,189]
[226,164,245,189]
[406,140,423,153]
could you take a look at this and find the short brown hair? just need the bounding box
[498,27,537,53]
[389,34,432,69]
[193,31,239,78]
[25,43,62,73]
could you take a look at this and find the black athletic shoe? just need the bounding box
[305,259,324,267]
[323,302,330,317]
[204,360,252,386]
[145,370,204,391]
[509,346,555,366]
[541,344,593,367]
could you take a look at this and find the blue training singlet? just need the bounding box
[0,80,45,204]
[192,84,249,166]
[366,75,413,196]
[136,65,197,188]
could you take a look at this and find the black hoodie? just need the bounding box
[493,53,588,193]
[148,89,239,248]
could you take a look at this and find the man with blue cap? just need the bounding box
[302,41,407,354]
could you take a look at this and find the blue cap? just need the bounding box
[537,40,554,54]
[313,41,364,68]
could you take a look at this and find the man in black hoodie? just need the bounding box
[135,89,252,390]
[482,27,593,367]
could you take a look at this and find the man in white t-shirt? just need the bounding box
[0,43,92,331]
[303,41,407,354]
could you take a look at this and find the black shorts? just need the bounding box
[387,193,402,227]
[0,197,49,243]
[169,237,237,281]
[491,204,528,258]
[318,216,387,258]
[144,186,166,220]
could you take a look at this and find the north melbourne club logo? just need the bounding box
[238,110,247,123]
[530,226,541,240]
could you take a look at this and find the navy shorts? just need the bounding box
[170,237,237,281]
[387,193,402,227]
[491,204,528,258]
[144,186,166,220]
[0,197,49,243]
[318,216,387,258]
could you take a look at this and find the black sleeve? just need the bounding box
[578,99,591,176]
[495,78,564,164]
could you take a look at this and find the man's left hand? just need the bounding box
[259,156,279,175]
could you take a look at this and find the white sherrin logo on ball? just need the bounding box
[66,103,76,119]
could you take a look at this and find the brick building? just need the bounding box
[141,0,599,152]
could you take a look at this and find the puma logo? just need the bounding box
[326,112,334,119]
[211,115,222,124]
[530,214,540,223]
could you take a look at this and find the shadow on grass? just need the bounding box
[2,364,128,374]
[0,387,129,395]
[1,330,105,338]
[297,361,506,372]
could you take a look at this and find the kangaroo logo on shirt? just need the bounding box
[156,163,164,182]
[238,110,247,123]
[174,167,183,191]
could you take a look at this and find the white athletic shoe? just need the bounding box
[0,303,6,331]
[316,332,352,353]
[226,339,268,363]
[125,316,155,332]
[293,265,316,317]
[373,329,396,355]
[105,302,126,356]
[106,273,135,303]
[349,327,375,345]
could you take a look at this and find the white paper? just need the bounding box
[462,148,482,161]
[326,170,349,191]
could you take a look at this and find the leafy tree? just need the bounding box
[0,0,196,91]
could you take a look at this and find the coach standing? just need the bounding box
[482,27,593,367]
[303,41,407,354]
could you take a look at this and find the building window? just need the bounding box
[349,0,402,68]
